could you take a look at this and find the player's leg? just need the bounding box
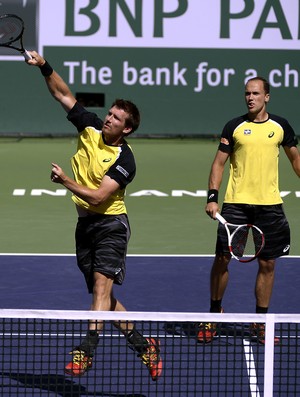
[65,272,114,376]
[65,217,96,376]
[198,203,248,343]
[255,257,276,309]
[250,258,279,344]
[92,215,162,381]
[108,285,162,380]
[250,204,290,344]
[252,204,291,314]
[209,203,248,306]
[197,254,230,343]
[210,253,231,304]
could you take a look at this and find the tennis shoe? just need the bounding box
[250,323,280,345]
[197,322,218,343]
[197,308,224,343]
[138,337,162,381]
[64,349,93,376]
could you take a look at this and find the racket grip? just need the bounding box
[215,212,226,225]
[22,49,32,60]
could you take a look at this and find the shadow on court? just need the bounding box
[1,372,145,397]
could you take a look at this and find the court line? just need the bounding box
[243,339,261,397]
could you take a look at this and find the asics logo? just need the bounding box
[283,245,290,253]
[103,158,112,162]
[268,132,275,138]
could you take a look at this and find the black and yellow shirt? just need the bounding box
[218,113,298,205]
[67,102,136,215]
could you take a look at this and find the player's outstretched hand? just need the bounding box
[26,51,45,67]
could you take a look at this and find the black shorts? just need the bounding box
[216,204,291,260]
[75,214,131,292]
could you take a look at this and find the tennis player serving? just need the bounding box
[199,77,300,345]
[26,51,162,380]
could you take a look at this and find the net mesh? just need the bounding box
[0,310,299,396]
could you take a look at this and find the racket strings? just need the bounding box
[231,226,249,257]
[0,15,23,45]
[231,225,264,259]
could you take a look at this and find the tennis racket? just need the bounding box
[215,212,265,263]
[0,14,31,60]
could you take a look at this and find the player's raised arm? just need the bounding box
[26,51,76,113]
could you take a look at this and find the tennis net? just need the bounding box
[0,309,299,396]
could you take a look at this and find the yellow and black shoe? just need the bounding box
[64,349,93,376]
[138,337,163,381]
[250,323,280,345]
[197,308,224,343]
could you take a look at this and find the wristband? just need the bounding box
[39,61,53,77]
[207,189,218,203]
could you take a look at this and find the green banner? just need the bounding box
[1,46,299,137]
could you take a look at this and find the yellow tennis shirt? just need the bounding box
[67,102,136,215]
[218,113,298,205]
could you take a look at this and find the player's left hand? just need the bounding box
[51,163,66,183]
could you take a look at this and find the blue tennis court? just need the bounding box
[0,255,299,396]
[0,254,299,313]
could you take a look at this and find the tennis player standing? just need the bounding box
[26,51,162,380]
[199,77,300,344]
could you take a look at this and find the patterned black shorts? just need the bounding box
[75,214,131,292]
[216,204,291,259]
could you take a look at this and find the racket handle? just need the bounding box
[22,49,32,60]
[215,212,227,225]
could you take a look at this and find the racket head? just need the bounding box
[229,223,265,263]
[0,14,24,46]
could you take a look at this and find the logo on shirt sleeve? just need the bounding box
[220,137,229,145]
[116,165,129,178]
